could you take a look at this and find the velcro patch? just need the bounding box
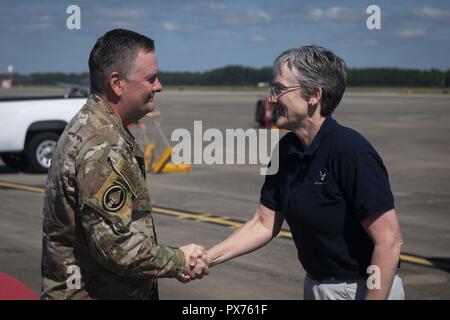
[107,157,138,198]
[102,184,127,212]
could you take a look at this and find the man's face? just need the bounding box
[271,64,309,130]
[121,51,162,123]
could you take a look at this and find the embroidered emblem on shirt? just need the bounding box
[314,170,328,185]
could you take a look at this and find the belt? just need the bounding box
[307,273,368,282]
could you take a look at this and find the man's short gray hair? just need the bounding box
[273,45,347,116]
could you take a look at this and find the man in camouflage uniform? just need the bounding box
[41,29,207,300]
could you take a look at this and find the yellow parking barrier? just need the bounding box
[150,147,192,174]
[160,163,191,173]
[144,143,156,171]
[151,146,173,173]
[140,117,192,174]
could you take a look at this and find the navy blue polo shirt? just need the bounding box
[260,117,395,279]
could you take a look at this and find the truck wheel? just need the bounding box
[25,133,59,173]
[0,153,26,171]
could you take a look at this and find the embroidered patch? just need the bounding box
[102,185,126,212]
[314,169,328,185]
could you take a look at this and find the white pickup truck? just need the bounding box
[0,96,86,172]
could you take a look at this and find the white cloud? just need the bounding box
[223,15,240,25]
[251,35,268,43]
[398,28,427,38]
[209,2,226,11]
[181,4,195,11]
[327,6,347,19]
[307,9,323,21]
[206,30,231,37]
[162,21,198,34]
[109,21,139,29]
[162,21,181,32]
[307,6,354,21]
[100,9,145,20]
[223,9,272,25]
[24,14,55,31]
[250,9,272,23]
[415,6,450,20]
[364,40,379,47]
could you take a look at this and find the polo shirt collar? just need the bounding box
[288,116,338,158]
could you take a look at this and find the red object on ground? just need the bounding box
[0,272,38,300]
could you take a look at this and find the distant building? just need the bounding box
[1,65,14,88]
[1,79,12,89]
[257,82,269,88]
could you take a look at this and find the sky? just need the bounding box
[0,0,449,74]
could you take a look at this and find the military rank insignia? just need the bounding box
[102,184,126,212]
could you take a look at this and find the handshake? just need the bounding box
[177,244,210,283]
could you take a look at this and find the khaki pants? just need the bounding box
[304,273,405,300]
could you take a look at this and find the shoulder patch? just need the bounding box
[107,157,138,198]
[102,184,127,212]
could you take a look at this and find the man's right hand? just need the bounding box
[177,244,209,283]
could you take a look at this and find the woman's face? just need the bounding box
[271,64,309,131]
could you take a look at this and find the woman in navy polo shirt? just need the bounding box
[206,45,405,300]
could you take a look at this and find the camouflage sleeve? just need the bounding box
[76,142,185,279]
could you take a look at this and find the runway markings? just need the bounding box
[0,180,45,193]
[399,255,434,267]
[0,179,444,271]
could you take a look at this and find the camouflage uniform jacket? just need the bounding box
[41,94,185,300]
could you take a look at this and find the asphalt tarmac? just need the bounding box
[0,89,449,299]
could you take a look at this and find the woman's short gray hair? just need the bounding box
[273,45,347,116]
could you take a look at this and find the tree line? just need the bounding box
[2,65,450,87]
